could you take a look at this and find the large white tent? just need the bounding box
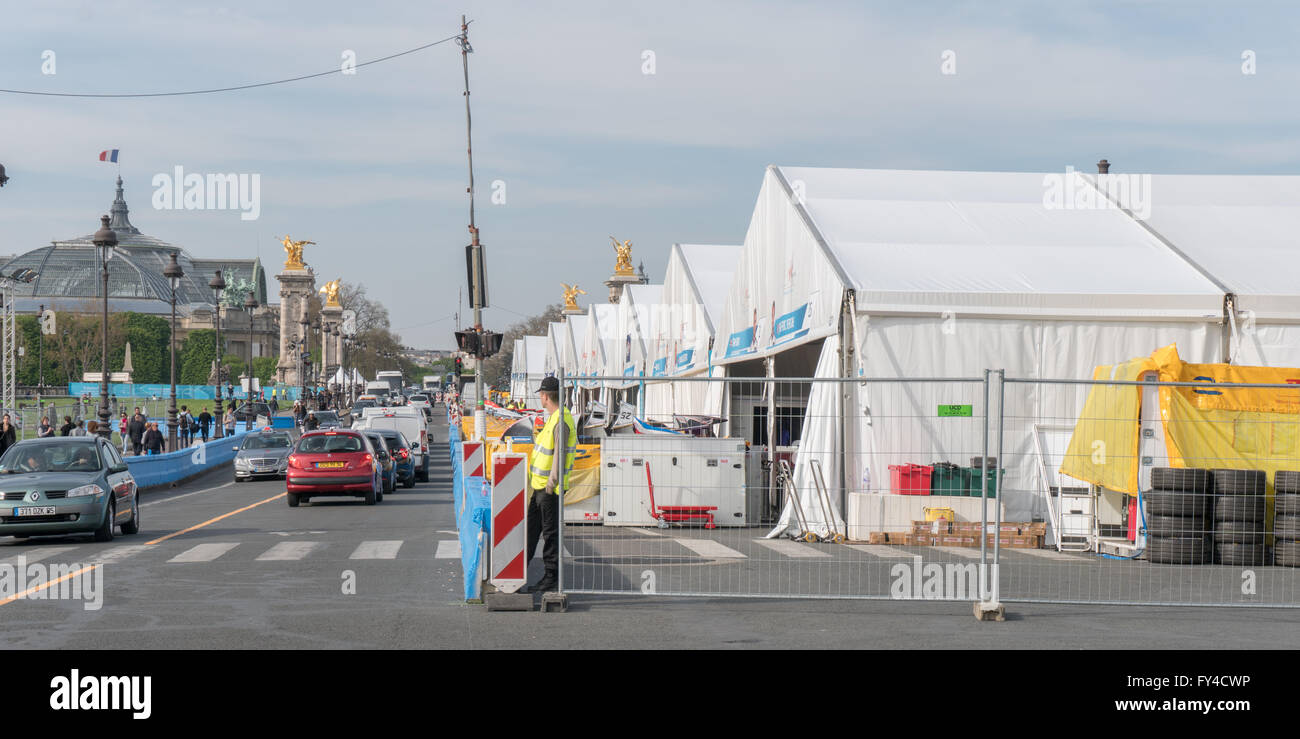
[1134,173,1300,367]
[562,313,589,383]
[511,334,549,409]
[715,165,1234,536]
[643,243,740,421]
[611,285,662,413]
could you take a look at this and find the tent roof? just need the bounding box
[523,335,548,375]
[675,243,741,332]
[777,166,1226,319]
[1137,173,1300,320]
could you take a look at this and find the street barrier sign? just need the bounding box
[490,453,527,593]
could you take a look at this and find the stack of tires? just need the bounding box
[1212,469,1267,566]
[1275,471,1300,567]
[1145,468,1213,564]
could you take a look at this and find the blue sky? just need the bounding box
[1,0,1297,348]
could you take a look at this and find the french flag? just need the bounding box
[98,149,119,163]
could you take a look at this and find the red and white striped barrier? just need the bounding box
[490,453,528,593]
[462,441,484,478]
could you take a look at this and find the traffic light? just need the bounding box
[454,356,464,375]
[479,330,503,358]
[454,329,503,359]
[454,330,479,355]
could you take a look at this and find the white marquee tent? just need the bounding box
[643,243,740,421]
[715,165,1239,537]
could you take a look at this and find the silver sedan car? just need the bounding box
[233,429,296,482]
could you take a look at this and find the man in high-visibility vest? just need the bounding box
[526,376,576,593]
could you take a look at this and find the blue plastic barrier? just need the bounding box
[458,477,490,601]
[124,428,250,489]
[67,383,303,402]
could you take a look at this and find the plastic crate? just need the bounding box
[930,462,971,496]
[889,464,933,495]
[966,465,1001,498]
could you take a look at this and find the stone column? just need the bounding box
[275,268,316,387]
[320,304,343,386]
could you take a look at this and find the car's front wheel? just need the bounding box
[287,493,300,507]
[93,498,116,542]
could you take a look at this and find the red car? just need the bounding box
[285,430,384,507]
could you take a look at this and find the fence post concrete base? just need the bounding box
[485,591,534,612]
[540,592,568,613]
[973,601,1006,622]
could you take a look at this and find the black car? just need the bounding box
[233,402,273,422]
[362,432,397,494]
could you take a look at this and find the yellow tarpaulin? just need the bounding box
[1063,344,1300,497]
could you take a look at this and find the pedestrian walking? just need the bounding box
[38,416,55,438]
[142,422,164,455]
[119,412,129,451]
[524,377,577,593]
[60,415,75,437]
[71,420,87,437]
[198,407,213,442]
[224,407,236,437]
[128,408,147,455]
[0,414,16,456]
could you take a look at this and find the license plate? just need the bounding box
[315,462,346,469]
[14,506,57,516]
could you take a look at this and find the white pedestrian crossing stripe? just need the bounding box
[0,545,79,567]
[93,545,154,564]
[752,538,832,558]
[349,540,403,560]
[675,538,747,559]
[845,544,914,559]
[434,540,460,559]
[256,542,324,561]
[170,542,240,563]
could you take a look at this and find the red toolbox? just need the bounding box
[889,464,933,495]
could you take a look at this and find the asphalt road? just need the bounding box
[0,412,1297,650]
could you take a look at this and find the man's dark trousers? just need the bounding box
[526,487,560,585]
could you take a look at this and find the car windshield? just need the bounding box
[0,443,101,474]
[297,434,364,453]
[242,435,292,450]
[315,412,339,424]
[411,395,428,403]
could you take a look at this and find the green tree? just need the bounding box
[180,329,217,385]
[120,312,170,384]
[253,356,278,384]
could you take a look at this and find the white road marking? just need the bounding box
[0,545,80,566]
[141,481,236,508]
[1004,548,1087,561]
[932,546,983,560]
[752,538,832,558]
[845,544,914,559]
[349,540,403,560]
[435,540,461,559]
[255,542,323,561]
[92,545,154,564]
[675,538,747,559]
[633,528,664,537]
[168,542,240,563]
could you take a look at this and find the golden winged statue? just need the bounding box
[561,283,586,311]
[610,236,635,276]
[319,279,342,308]
[281,235,316,270]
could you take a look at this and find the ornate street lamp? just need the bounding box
[298,316,310,401]
[209,270,226,438]
[37,304,44,391]
[244,291,258,430]
[91,215,117,440]
[163,252,184,452]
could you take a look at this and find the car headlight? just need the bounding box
[67,484,104,498]
[234,458,251,470]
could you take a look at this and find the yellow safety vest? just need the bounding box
[530,407,577,492]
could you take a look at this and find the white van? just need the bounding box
[354,406,429,481]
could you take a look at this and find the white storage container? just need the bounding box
[600,437,750,527]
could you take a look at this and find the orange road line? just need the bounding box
[145,492,286,546]
[0,564,99,607]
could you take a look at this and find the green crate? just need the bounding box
[930,463,971,496]
[966,466,1001,498]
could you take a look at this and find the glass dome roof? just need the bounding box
[0,177,266,306]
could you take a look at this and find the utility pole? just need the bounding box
[460,14,486,440]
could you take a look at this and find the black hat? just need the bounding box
[537,376,559,393]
